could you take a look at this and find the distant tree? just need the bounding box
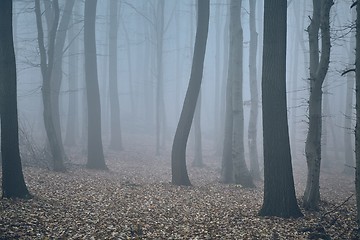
[84,0,107,170]
[35,0,66,172]
[221,0,254,187]
[343,10,356,175]
[303,0,333,211]
[258,0,302,218]
[0,0,31,199]
[248,0,261,180]
[171,0,209,186]
[64,2,80,146]
[49,0,75,155]
[108,0,123,151]
[355,0,360,228]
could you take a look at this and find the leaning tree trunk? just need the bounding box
[258,0,302,218]
[108,0,123,151]
[35,0,66,172]
[0,0,31,199]
[171,0,209,186]
[248,0,261,180]
[84,0,107,170]
[303,0,333,211]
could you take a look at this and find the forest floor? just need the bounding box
[0,136,358,239]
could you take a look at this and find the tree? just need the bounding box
[248,0,261,180]
[84,0,107,170]
[171,0,209,186]
[50,0,75,156]
[0,0,31,199]
[258,0,302,218]
[64,2,80,146]
[108,0,123,151]
[355,0,360,228]
[221,0,254,187]
[303,0,333,211]
[35,0,66,172]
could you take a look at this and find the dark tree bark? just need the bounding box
[84,0,107,170]
[0,0,31,199]
[109,0,123,151]
[35,0,66,172]
[248,0,261,180]
[50,0,75,159]
[171,0,209,186]
[258,0,302,218]
[303,0,333,211]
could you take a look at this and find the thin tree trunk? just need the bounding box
[109,0,123,151]
[171,0,209,186]
[344,10,356,175]
[84,0,107,170]
[35,0,66,172]
[303,0,333,211]
[355,0,360,228]
[193,91,203,167]
[64,5,79,146]
[155,0,165,156]
[248,0,261,180]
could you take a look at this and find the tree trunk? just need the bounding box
[0,0,31,199]
[258,0,302,218]
[84,0,107,170]
[109,0,123,151]
[248,0,261,180]
[35,0,66,172]
[230,0,254,188]
[50,0,75,161]
[303,0,333,211]
[344,10,356,175]
[355,0,360,228]
[64,5,79,146]
[171,0,209,186]
[193,91,203,167]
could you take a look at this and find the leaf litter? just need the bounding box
[0,145,357,239]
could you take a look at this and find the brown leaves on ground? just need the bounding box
[0,144,357,239]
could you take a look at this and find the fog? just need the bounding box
[13,0,354,168]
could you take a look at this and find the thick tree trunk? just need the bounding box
[35,0,66,172]
[171,0,209,186]
[0,0,31,199]
[258,0,302,218]
[303,0,333,211]
[248,0,261,180]
[84,0,107,170]
[109,0,123,151]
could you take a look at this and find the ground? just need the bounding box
[0,138,358,239]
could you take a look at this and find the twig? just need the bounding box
[321,194,354,220]
[341,68,355,76]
